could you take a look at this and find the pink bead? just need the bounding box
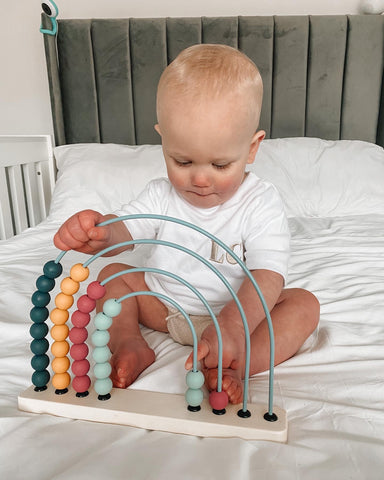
[209,390,229,411]
[72,375,91,393]
[72,359,90,377]
[70,343,89,361]
[71,310,91,328]
[69,327,88,344]
[87,281,106,300]
[77,295,96,313]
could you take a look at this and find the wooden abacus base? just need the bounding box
[18,384,287,442]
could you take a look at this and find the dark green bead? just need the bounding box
[36,275,55,292]
[30,307,49,323]
[31,291,51,307]
[30,323,49,339]
[32,369,50,388]
[31,354,50,371]
[43,261,63,279]
[30,338,49,355]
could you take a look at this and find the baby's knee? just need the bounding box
[97,262,129,282]
[299,289,320,330]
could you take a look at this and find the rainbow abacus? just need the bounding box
[19,215,288,441]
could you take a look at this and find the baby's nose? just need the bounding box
[191,169,211,187]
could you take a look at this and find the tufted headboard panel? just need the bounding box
[42,15,384,147]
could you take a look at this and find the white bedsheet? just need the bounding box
[1,213,383,479]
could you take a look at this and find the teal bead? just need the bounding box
[30,323,49,339]
[30,306,49,323]
[91,330,110,347]
[94,312,113,330]
[36,275,55,292]
[31,291,50,307]
[43,260,63,279]
[92,346,111,364]
[94,378,113,396]
[102,299,122,318]
[185,388,204,407]
[31,354,50,371]
[186,370,205,389]
[94,362,112,379]
[32,369,50,388]
[30,338,49,355]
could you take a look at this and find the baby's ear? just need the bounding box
[247,130,265,164]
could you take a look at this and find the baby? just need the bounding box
[54,44,320,404]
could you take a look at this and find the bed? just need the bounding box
[1,13,384,479]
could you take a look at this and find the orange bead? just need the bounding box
[52,356,70,374]
[50,308,69,325]
[51,324,69,341]
[55,292,74,310]
[60,277,80,295]
[52,372,71,390]
[51,340,69,357]
[70,263,89,282]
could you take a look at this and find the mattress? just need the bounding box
[1,138,384,479]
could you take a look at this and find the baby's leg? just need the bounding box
[97,263,168,388]
[201,288,320,404]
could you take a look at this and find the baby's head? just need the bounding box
[155,44,265,208]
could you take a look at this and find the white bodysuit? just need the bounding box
[115,173,290,315]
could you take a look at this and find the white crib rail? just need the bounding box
[0,135,55,240]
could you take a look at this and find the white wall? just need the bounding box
[0,1,368,139]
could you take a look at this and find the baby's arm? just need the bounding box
[54,209,133,256]
[185,269,283,371]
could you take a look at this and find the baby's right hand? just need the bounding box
[53,210,113,255]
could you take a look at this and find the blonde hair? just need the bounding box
[157,44,263,129]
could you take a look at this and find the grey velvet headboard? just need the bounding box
[42,15,384,147]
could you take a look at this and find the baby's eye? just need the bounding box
[213,163,230,170]
[174,159,191,167]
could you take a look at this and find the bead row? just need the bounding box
[50,263,89,394]
[70,281,106,397]
[30,260,63,391]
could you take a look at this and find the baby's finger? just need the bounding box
[185,339,210,370]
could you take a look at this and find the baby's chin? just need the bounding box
[181,191,224,209]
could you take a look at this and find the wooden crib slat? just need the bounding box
[7,165,28,235]
[0,167,14,239]
[22,163,37,227]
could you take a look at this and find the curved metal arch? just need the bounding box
[101,266,224,390]
[55,214,276,416]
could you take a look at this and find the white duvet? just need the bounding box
[1,138,384,479]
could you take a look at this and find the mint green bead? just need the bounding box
[94,378,113,396]
[91,329,110,347]
[103,299,121,317]
[94,362,112,379]
[186,370,205,389]
[94,312,112,330]
[92,346,111,363]
[185,388,203,407]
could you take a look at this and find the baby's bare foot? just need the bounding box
[110,337,155,388]
[204,367,243,405]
